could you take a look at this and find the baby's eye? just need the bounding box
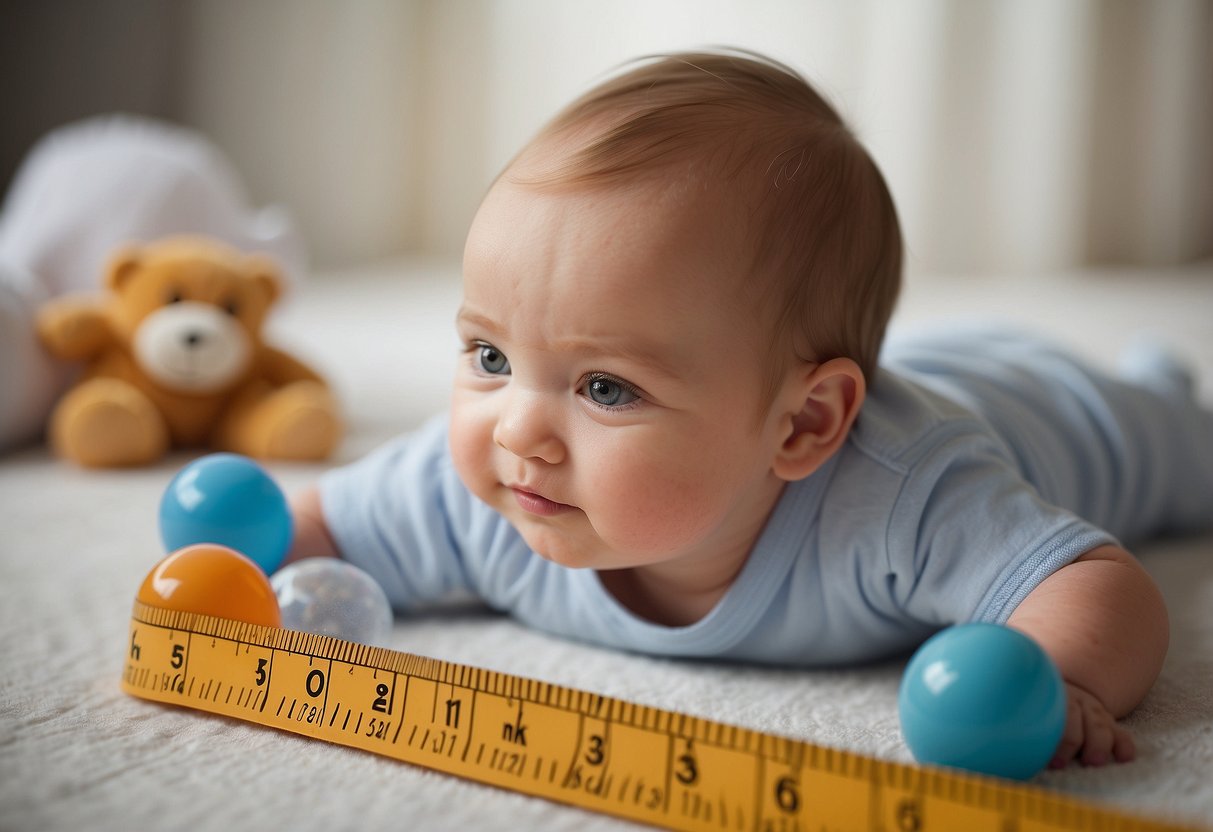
[583,375,639,408]
[476,343,510,375]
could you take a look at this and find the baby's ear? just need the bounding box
[771,357,865,482]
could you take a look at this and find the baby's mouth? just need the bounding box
[510,487,574,517]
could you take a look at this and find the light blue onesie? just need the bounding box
[319,330,1213,666]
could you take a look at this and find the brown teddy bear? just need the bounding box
[36,236,341,467]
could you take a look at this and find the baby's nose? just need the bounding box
[493,391,566,465]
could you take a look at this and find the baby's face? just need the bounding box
[449,176,791,577]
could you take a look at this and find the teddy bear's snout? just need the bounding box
[133,301,252,392]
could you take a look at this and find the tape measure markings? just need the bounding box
[122,601,1199,832]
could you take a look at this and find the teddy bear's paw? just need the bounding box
[263,381,342,460]
[221,380,341,461]
[50,378,169,467]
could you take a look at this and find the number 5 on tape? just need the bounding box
[121,602,1197,832]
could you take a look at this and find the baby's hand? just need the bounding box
[1050,682,1136,769]
[284,486,340,564]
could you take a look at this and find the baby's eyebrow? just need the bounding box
[455,306,682,380]
[556,336,683,380]
[455,307,502,334]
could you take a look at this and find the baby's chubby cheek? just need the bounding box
[587,467,735,556]
[446,410,495,500]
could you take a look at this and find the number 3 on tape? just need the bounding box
[121,602,1194,832]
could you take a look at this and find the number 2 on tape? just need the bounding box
[121,602,1195,832]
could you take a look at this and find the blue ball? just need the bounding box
[159,453,293,575]
[898,623,1066,780]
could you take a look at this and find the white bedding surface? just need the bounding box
[2,258,1211,831]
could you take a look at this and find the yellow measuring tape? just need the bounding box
[121,600,1197,832]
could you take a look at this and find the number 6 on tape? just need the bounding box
[121,601,1195,832]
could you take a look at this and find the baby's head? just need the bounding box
[506,49,902,398]
[450,50,902,595]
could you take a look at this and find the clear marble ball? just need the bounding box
[271,559,393,645]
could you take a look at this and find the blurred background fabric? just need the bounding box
[1,0,1210,276]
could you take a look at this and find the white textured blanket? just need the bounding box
[2,260,1211,831]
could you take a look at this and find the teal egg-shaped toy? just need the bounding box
[159,453,293,575]
[898,623,1066,780]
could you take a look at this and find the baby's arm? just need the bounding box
[285,485,340,563]
[1006,544,1168,768]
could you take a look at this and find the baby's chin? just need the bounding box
[518,525,677,576]
[523,536,597,570]
[511,523,612,571]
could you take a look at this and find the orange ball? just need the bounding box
[138,544,282,627]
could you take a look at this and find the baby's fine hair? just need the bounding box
[515,49,903,391]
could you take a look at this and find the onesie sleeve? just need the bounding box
[317,415,486,611]
[886,433,1117,627]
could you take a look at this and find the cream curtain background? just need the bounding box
[6,0,1211,275]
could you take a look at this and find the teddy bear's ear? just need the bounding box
[105,247,143,293]
[244,255,282,305]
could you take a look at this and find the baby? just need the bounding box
[288,50,1213,771]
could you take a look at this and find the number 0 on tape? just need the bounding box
[121,601,1197,832]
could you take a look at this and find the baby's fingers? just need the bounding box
[1050,694,1085,768]
[1050,683,1137,769]
[1077,699,1116,766]
[1111,722,1136,763]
